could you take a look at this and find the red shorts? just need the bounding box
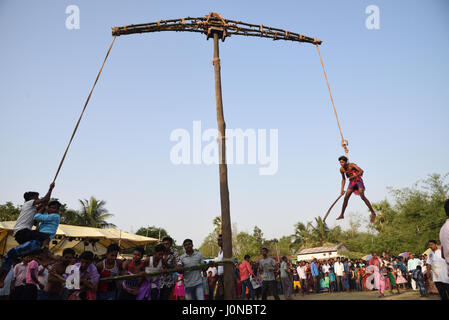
[348,179,365,195]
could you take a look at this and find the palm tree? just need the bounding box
[292,222,312,248]
[76,197,116,229]
[309,217,332,247]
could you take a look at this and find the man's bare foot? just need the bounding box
[370,212,376,223]
[336,214,344,220]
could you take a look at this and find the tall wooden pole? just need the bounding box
[212,31,234,300]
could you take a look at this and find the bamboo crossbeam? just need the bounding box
[99,258,235,282]
[111,13,322,45]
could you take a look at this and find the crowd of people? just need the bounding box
[2,240,448,301]
[0,184,448,301]
[240,247,449,300]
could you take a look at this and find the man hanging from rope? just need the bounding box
[336,156,376,223]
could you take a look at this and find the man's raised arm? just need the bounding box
[34,182,55,206]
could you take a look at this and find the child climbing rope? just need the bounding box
[336,156,376,223]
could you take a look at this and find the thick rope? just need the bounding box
[52,36,117,183]
[315,44,349,158]
[99,258,235,282]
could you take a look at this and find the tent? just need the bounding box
[362,254,372,261]
[422,245,441,256]
[0,221,158,256]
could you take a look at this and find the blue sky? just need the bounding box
[1,0,448,247]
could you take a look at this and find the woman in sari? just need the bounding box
[423,263,439,295]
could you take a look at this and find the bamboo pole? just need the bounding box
[212,31,234,300]
[111,13,322,45]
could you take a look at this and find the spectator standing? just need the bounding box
[292,269,300,295]
[388,267,400,294]
[42,248,75,300]
[239,255,255,300]
[328,267,336,292]
[259,248,280,300]
[202,271,210,300]
[412,266,426,297]
[118,247,145,300]
[280,256,292,299]
[439,199,449,267]
[321,261,329,274]
[23,253,43,300]
[349,266,357,291]
[378,266,387,298]
[343,258,350,290]
[96,244,122,300]
[37,262,49,300]
[426,240,449,300]
[368,252,383,290]
[160,236,179,300]
[139,244,166,300]
[176,239,205,300]
[215,234,224,300]
[395,266,407,289]
[297,261,307,296]
[11,257,29,300]
[173,272,185,300]
[0,264,13,300]
[334,257,344,292]
[408,253,423,291]
[310,258,320,293]
[70,251,100,300]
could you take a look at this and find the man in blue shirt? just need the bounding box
[310,258,320,293]
[34,200,61,263]
[34,200,61,242]
[343,258,350,291]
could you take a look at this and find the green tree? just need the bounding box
[0,202,20,221]
[213,216,222,234]
[252,226,264,247]
[199,232,220,258]
[199,216,222,258]
[58,202,80,225]
[75,197,115,229]
[292,221,312,248]
[308,217,332,246]
[367,173,448,255]
[135,226,175,255]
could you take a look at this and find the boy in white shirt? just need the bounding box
[427,240,449,300]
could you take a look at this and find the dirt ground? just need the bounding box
[271,289,441,300]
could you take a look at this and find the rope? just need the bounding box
[315,44,349,158]
[99,258,235,282]
[52,36,117,183]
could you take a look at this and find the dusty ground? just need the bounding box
[269,289,441,300]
